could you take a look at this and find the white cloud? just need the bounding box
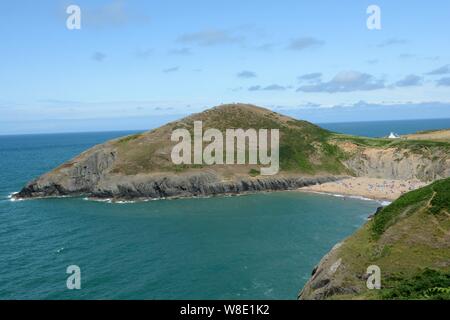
[288,37,324,50]
[177,29,243,46]
[297,71,385,93]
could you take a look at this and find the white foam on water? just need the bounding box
[380,200,392,206]
[83,197,113,203]
[8,192,21,202]
[115,200,136,204]
[332,194,345,198]
[346,195,376,202]
[301,190,381,203]
[83,197,142,204]
[303,191,347,199]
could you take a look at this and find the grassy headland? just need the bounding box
[300,177,450,300]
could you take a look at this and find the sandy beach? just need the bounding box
[299,177,428,201]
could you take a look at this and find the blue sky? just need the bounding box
[1,0,450,134]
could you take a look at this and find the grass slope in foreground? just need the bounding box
[299,177,450,300]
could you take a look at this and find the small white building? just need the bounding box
[388,132,400,139]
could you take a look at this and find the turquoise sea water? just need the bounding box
[0,119,446,299]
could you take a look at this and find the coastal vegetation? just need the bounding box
[109,104,351,176]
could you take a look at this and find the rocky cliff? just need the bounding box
[343,146,450,181]
[17,169,341,200]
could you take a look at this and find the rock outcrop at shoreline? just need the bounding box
[16,142,117,199]
[298,242,352,300]
[16,170,342,200]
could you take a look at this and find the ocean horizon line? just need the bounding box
[1,117,450,137]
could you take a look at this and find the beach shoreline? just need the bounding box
[298,190,392,205]
[298,177,428,202]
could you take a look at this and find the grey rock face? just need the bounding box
[298,243,359,300]
[16,145,117,198]
[16,167,342,200]
[91,174,341,199]
[344,148,450,181]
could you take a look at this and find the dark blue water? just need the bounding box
[1,118,446,299]
[320,118,450,137]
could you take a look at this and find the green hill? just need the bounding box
[14,103,450,200]
[110,103,349,176]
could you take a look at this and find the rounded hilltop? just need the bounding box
[172,103,325,132]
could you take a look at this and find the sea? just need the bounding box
[0,118,449,299]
